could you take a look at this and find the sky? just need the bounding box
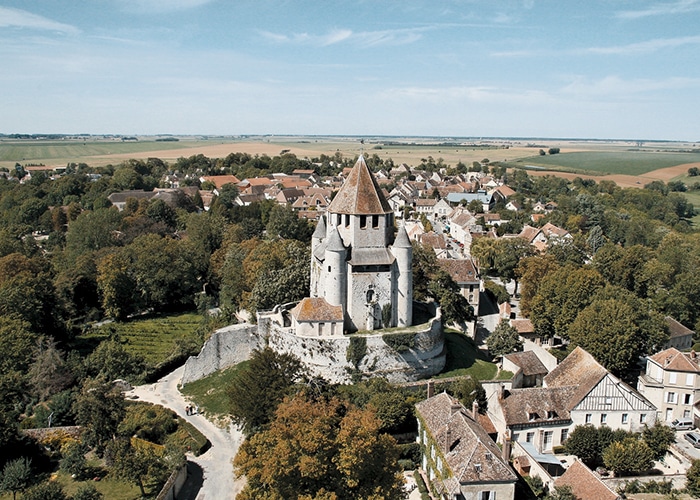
[1,1,699,140]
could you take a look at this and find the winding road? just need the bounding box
[126,365,244,499]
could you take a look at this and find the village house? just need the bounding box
[446,190,494,212]
[414,197,437,217]
[490,347,657,456]
[432,198,452,220]
[416,392,518,500]
[637,347,700,424]
[503,351,548,389]
[664,316,695,351]
[553,459,620,500]
[437,258,481,313]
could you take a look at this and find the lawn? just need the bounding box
[180,361,249,419]
[437,331,505,380]
[513,151,700,176]
[78,312,205,366]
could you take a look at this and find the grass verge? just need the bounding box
[437,330,499,380]
[180,361,249,419]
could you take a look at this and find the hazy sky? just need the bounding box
[1,1,699,140]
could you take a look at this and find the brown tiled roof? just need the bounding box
[415,198,437,207]
[438,258,479,284]
[201,175,241,189]
[666,316,695,339]
[501,386,576,425]
[327,156,392,215]
[649,347,700,373]
[555,459,619,500]
[420,232,447,249]
[416,393,517,488]
[543,347,608,409]
[518,225,541,243]
[291,298,343,322]
[510,319,534,335]
[504,351,547,376]
[493,185,516,198]
[541,222,569,238]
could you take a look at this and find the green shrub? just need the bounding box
[346,336,367,368]
[382,332,416,352]
[400,442,421,465]
[398,459,414,471]
[552,445,566,454]
[178,419,210,455]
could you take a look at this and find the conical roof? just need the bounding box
[327,156,392,215]
[312,215,326,239]
[393,224,412,248]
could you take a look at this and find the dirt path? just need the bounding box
[126,366,244,500]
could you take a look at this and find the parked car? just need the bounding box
[685,431,700,448]
[671,418,694,431]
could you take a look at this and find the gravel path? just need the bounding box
[126,365,244,500]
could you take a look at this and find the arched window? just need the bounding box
[366,289,374,302]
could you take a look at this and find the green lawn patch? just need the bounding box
[53,470,142,500]
[437,331,499,380]
[180,361,249,419]
[513,151,700,176]
[80,312,204,367]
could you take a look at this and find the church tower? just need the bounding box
[310,156,413,332]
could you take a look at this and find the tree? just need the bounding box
[233,395,405,500]
[487,320,523,358]
[21,481,68,500]
[427,269,474,326]
[602,437,653,476]
[109,438,164,498]
[59,441,88,480]
[248,240,310,311]
[686,459,700,497]
[72,379,125,455]
[567,289,668,376]
[227,347,306,436]
[641,421,676,461]
[0,457,33,500]
[688,167,700,177]
[96,252,138,320]
[72,483,104,500]
[564,425,601,467]
[266,203,313,241]
[545,485,576,500]
[85,339,146,383]
[450,377,487,413]
[29,338,74,401]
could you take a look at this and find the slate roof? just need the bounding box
[291,298,343,322]
[555,459,619,500]
[416,393,517,489]
[327,156,392,215]
[504,351,547,377]
[649,347,700,373]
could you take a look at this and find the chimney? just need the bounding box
[502,429,512,462]
[472,400,479,419]
[445,428,452,454]
[451,402,462,416]
[427,381,434,399]
[499,384,506,400]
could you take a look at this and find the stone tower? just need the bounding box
[310,155,413,332]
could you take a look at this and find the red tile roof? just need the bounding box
[327,156,392,215]
[555,459,619,500]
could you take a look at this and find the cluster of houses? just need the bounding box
[22,158,700,499]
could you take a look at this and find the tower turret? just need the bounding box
[324,227,347,310]
[392,224,413,327]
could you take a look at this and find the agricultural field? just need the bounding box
[512,151,700,176]
[79,312,204,366]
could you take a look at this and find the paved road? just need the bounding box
[126,366,244,500]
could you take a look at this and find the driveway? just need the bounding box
[126,366,244,500]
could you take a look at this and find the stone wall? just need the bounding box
[265,306,445,384]
[181,323,261,386]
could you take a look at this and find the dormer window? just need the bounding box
[547,410,557,419]
[528,412,539,421]
[474,463,482,473]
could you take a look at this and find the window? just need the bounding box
[685,394,692,405]
[670,373,678,384]
[372,215,379,228]
[359,215,367,229]
[622,413,629,424]
[585,413,592,424]
[543,431,553,450]
[601,414,607,424]
[479,492,495,500]
[640,414,647,424]
[336,214,341,226]
[561,428,569,443]
[605,397,612,405]
[526,432,534,443]
[685,410,692,418]
[547,410,558,419]
[688,374,695,386]
[344,214,350,227]
[667,392,678,404]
